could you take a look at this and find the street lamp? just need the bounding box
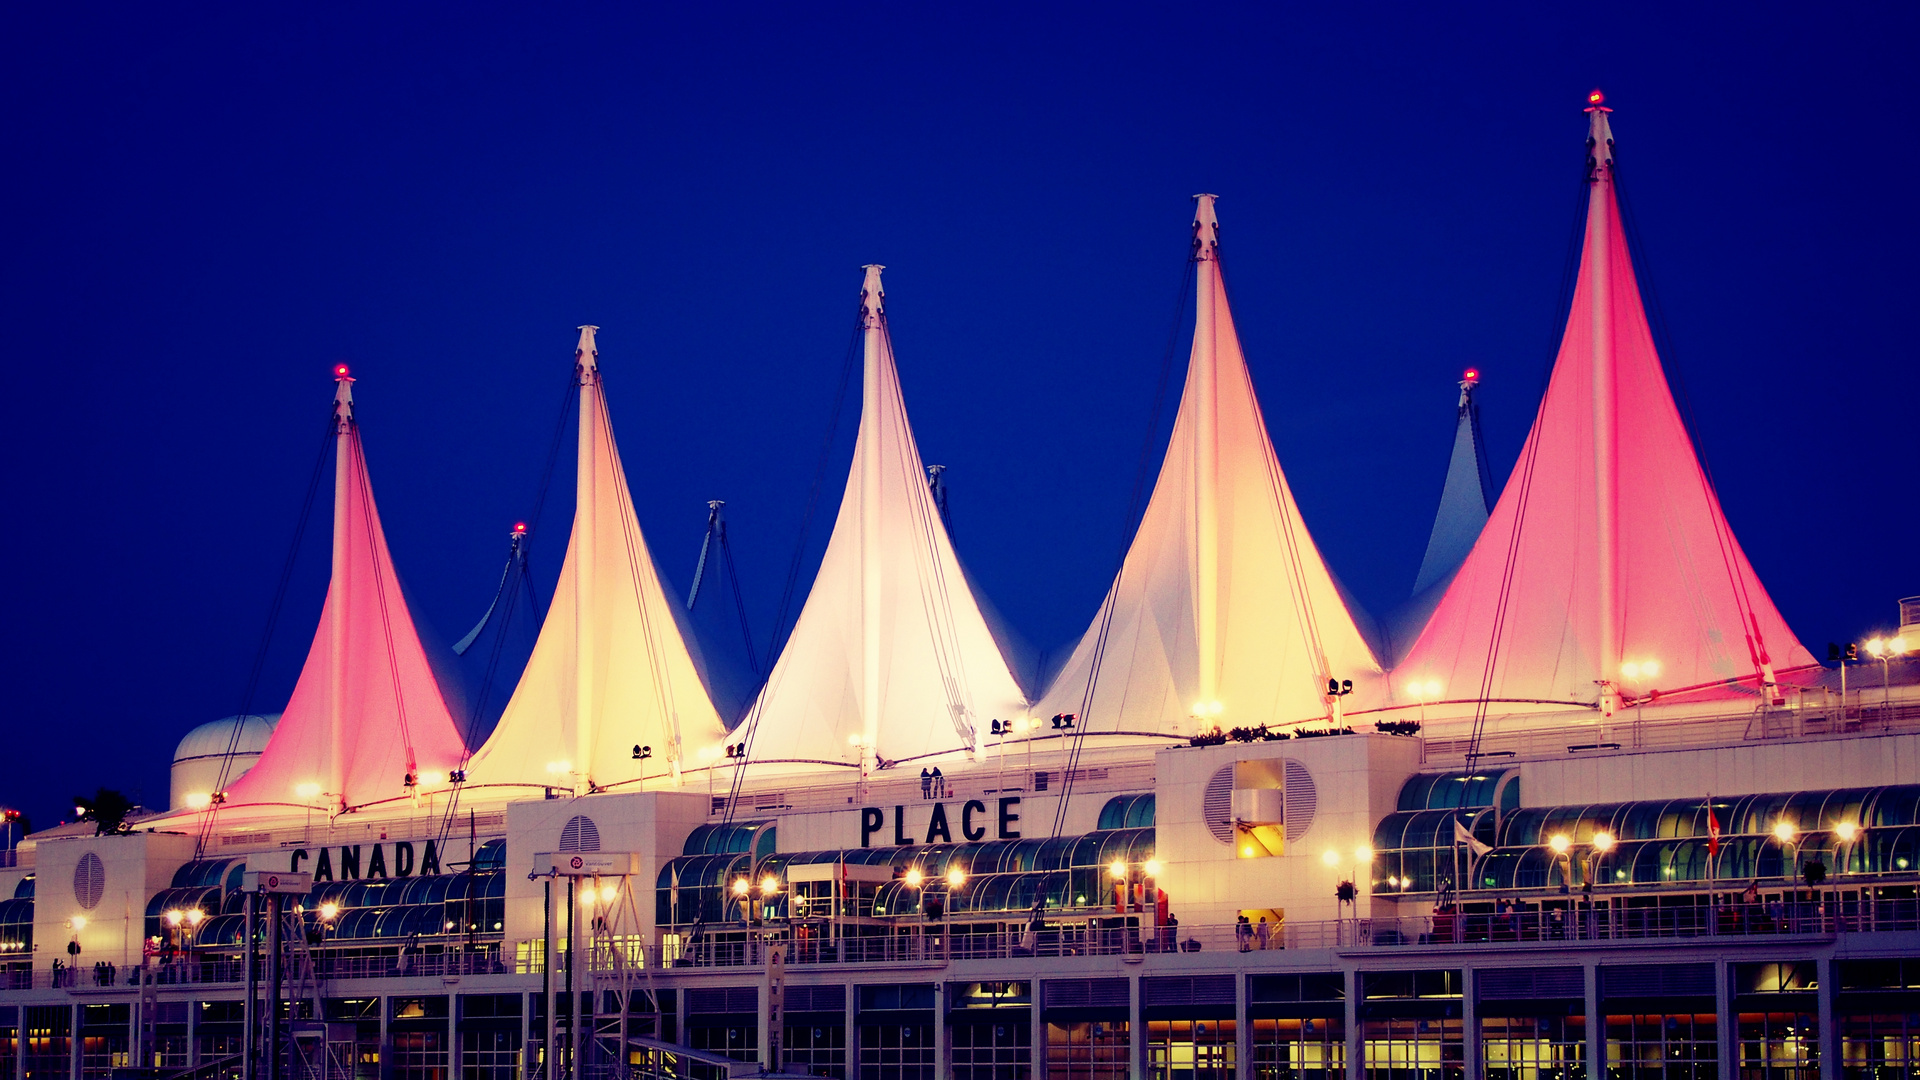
[1864,637,1909,712]
[1406,680,1443,725]
[1548,834,1573,893]
[1772,820,1799,884]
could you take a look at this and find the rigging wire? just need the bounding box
[195,413,336,858]
[1463,176,1593,764]
[1049,253,1196,839]
[715,318,865,826]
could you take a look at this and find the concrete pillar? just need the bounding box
[1817,956,1837,1080]
[934,983,947,1080]
[846,985,858,1078]
[1130,974,1144,1080]
[1461,967,1480,1080]
[1345,969,1361,1080]
[1235,975,1250,1080]
[69,1004,80,1080]
[1583,962,1601,1080]
[1714,959,1735,1080]
[448,994,459,1080]
[378,995,390,1080]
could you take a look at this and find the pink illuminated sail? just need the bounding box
[1396,101,1811,713]
[1033,196,1382,738]
[221,371,468,812]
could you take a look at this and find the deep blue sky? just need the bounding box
[4,4,1915,830]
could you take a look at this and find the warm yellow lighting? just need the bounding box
[760,875,780,896]
[1773,820,1797,843]
[1866,637,1887,658]
[1408,680,1443,699]
[1643,660,1661,678]
[1893,637,1911,655]
[946,867,967,888]
[1592,831,1615,853]
[294,782,322,799]
[1242,846,1254,857]
[317,903,338,922]
[1354,845,1374,864]
[600,884,619,904]
[731,878,750,896]
[1836,821,1859,841]
[1108,860,1128,879]
[164,910,183,927]
[904,868,924,888]
[185,909,204,926]
[848,734,862,746]
[1548,834,1571,855]
[69,916,86,932]
[417,771,448,787]
[183,792,212,810]
[1322,850,1341,867]
[545,760,571,775]
[1144,859,1162,877]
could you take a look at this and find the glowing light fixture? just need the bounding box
[334,364,351,378]
[946,867,967,888]
[69,916,86,932]
[183,792,213,810]
[1548,834,1571,855]
[417,771,448,787]
[1144,859,1162,877]
[1354,845,1374,864]
[1836,821,1859,842]
[318,903,339,922]
[1588,88,1605,105]
[760,875,780,896]
[1322,850,1341,867]
[545,761,571,775]
[1108,860,1128,879]
[1773,820,1797,842]
[600,884,619,904]
[731,878,750,897]
[903,868,924,888]
[164,910,183,927]
[1592,831,1615,853]
[294,782,322,799]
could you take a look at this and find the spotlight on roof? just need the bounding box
[633,745,652,760]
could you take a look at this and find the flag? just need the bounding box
[1454,818,1492,858]
[1706,797,1721,857]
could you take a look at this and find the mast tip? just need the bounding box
[332,363,351,380]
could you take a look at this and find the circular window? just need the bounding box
[73,853,105,910]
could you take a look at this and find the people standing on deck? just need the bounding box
[920,768,932,799]
[1255,916,1272,950]
[931,767,945,798]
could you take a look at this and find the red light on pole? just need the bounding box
[1463,368,1479,382]
[512,522,528,535]
[1587,89,1605,106]
[334,364,351,379]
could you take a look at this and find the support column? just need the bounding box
[1714,958,1735,1080]
[447,992,459,1080]
[68,1005,80,1080]
[845,985,858,1077]
[1029,997,1044,1080]
[1345,969,1361,1080]
[328,370,354,814]
[1583,961,1602,1080]
[857,266,885,777]
[1129,973,1145,1080]
[1462,967,1481,1080]
[1817,956,1836,1080]
[1585,106,1619,721]
[1234,974,1250,1080]
[934,983,948,1080]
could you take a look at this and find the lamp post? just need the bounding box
[1584,832,1615,937]
[1864,637,1909,714]
[1406,680,1442,726]
[1619,661,1660,746]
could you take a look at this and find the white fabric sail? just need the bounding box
[740,266,1028,772]
[463,327,731,794]
[1033,197,1382,738]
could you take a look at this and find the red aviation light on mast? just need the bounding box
[333,364,351,380]
[512,522,528,536]
[1462,368,1480,385]
[1587,88,1605,106]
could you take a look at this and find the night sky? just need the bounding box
[4,4,1915,831]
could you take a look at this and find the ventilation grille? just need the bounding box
[1602,964,1714,999]
[468,812,506,830]
[1143,976,1236,1007]
[1043,978,1130,1010]
[1478,967,1584,1000]
[73,853,105,911]
[559,815,601,853]
[1283,760,1318,843]
[784,985,846,1013]
[221,832,272,847]
[687,987,758,1014]
[1203,766,1235,844]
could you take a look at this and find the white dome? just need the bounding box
[170,714,279,810]
[172,714,278,765]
